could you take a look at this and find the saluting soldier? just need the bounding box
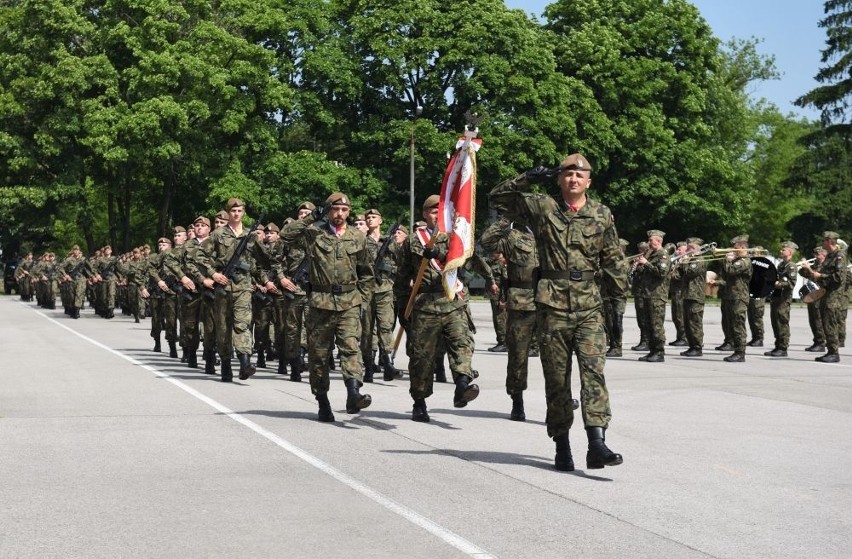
[635,229,671,362]
[279,193,374,421]
[679,237,708,357]
[490,153,626,472]
[800,231,848,362]
[765,241,798,357]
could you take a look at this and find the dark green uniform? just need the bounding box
[768,257,797,352]
[681,255,707,353]
[719,255,752,359]
[638,246,670,358]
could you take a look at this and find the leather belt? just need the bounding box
[312,284,357,294]
[539,270,596,281]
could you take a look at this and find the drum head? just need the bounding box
[802,287,826,304]
[749,257,778,298]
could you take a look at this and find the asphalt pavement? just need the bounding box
[1,296,851,559]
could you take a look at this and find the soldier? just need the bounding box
[746,245,767,347]
[160,227,188,358]
[800,231,848,362]
[802,248,827,352]
[485,253,508,352]
[145,237,173,353]
[397,194,481,422]
[765,241,798,357]
[177,216,211,369]
[630,241,650,351]
[635,229,670,362]
[58,245,92,319]
[679,237,708,357]
[712,235,752,362]
[481,217,539,421]
[363,208,404,382]
[279,193,374,421]
[668,242,688,346]
[602,239,629,357]
[490,153,626,472]
[260,222,285,367]
[250,226,275,369]
[15,252,34,302]
[197,199,273,382]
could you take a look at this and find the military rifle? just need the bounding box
[212,212,267,299]
[373,216,403,282]
[101,258,118,279]
[68,260,88,280]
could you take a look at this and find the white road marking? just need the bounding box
[33,307,497,559]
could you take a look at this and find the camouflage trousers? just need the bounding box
[506,309,537,395]
[818,295,845,353]
[719,299,732,344]
[406,308,474,401]
[670,291,685,340]
[490,298,507,344]
[723,298,748,353]
[70,277,87,308]
[252,294,273,352]
[283,294,308,359]
[640,297,667,353]
[769,295,792,350]
[98,278,116,313]
[807,302,825,345]
[603,297,626,349]
[211,288,253,357]
[634,295,649,342]
[363,288,396,355]
[180,292,203,351]
[306,305,363,394]
[163,293,178,343]
[149,296,164,339]
[747,297,765,341]
[271,294,287,357]
[684,299,705,349]
[537,306,611,438]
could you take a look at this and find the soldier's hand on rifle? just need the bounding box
[202,278,215,289]
[212,272,229,286]
[141,288,150,299]
[280,277,297,292]
[265,280,279,294]
[157,279,168,291]
[525,165,559,184]
[181,276,196,292]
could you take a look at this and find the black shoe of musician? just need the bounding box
[316,392,335,423]
[412,398,430,423]
[764,348,787,357]
[723,353,745,362]
[453,375,480,408]
[746,339,763,347]
[715,342,733,351]
[554,433,574,472]
[605,347,622,358]
[816,352,840,363]
[681,348,703,357]
[644,352,665,363]
[631,342,649,351]
[344,378,371,414]
[805,344,826,352]
[220,359,233,382]
[509,393,525,422]
[237,353,256,380]
[586,427,623,469]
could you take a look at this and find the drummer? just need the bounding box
[765,241,799,357]
[800,247,828,353]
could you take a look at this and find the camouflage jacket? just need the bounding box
[397,229,467,315]
[681,256,707,302]
[279,215,373,311]
[639,248,671,301]
[197,224,267,292]
[816,249,848,308]
[489,174,627,312]
[272,230,310,297]
[719,256,752,302]
[59,255,92,280]
[480,218,538,312]
[182,238,207,287]
[366,234,394,294]
[772,258,798,300]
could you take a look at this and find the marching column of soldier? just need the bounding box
[12,153,851,473]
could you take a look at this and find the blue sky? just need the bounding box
[504,0,826,121]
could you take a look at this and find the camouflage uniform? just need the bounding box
[802,234,848,360]
[668,247,687,345]
[747,294,766,345]
[630,242,649,350]
[278,207,374,394]
[768,248,798,353]
[273,224,311,375]
[717,244,752,359]
[486,254,508,349]
[490,171,627,438]
[363,219,404,380]
[637,234,670,359]
[480,218,539,399]
[58,250,92,317]
[681,245,707,353]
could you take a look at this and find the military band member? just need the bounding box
[802,248,827,352]
[746,246,766,347]
[713,235,752,362]
[800,232,848,362]
[765,241,798,357]
[630,241,650,351]
[668,242,688,347]
[679,237,708,357]
[490,153,626,472]
[635,230,670,362]
[279,192,374,421]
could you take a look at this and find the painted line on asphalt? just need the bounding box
[33,307,497,559]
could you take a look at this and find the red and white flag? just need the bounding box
[437,129,481,299]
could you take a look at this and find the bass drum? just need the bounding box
[799,280,826,303]
[749,256,778,299]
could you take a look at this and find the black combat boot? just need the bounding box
[316,392,335,423]
[289,357,303,382]
[585,426,623,469]
[204,352,216,375]
[816,352,840,363]
[381,352,403,381]
[764,348,787,357]
[168,341,178,358]
[434,358,447,383]
[606,346,622,358]
[509,392,525,422]
[746,338,763,347]
[670,338,688,347]
[631,339,649,351]
[277,359,287,376]
[554,432,574,472]
[153,336,161,353]
[363,351,374,383]
[453,374,480,408]
[723,353,745,362]
[237,353,256,380]
[72,307,81,319]
[805,343,826,352]
[344,378,372,414]
[187,350,198,369]
[256,349,266,369]
[220,357,233,382]
[644,352,665,363]
[411,398,430,422]
[681,347,703,357]
[715,342,733,351]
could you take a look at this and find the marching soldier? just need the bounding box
[765,241,798,357]
[279,193,374,421]
[635,229,670,362]
[58,245,92,319]
[485,253,508,352]
[490,153,626,472]
[183,216,216,372]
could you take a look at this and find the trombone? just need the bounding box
[695,247,769,262]
[672,242,717,263]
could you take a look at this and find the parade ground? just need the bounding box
[1,296,850,559]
